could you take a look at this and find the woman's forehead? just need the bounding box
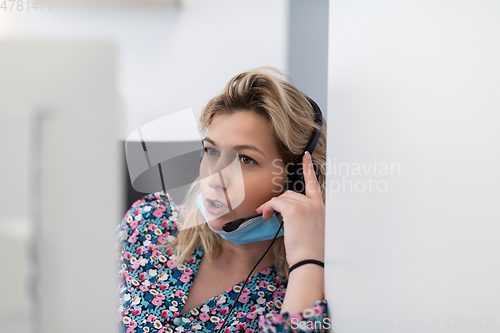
[206,112,276,150]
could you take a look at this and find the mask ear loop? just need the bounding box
[216,220,284,333]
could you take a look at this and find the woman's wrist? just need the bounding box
[289,260,324,278]
[287,251,324,269]
[289,259,324,274]
[281,263,324,313]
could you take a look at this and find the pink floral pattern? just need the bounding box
[117,192,328,332]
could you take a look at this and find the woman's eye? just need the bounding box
[204,146,219,156]
[239,154,256,165]
[204,146,255,165]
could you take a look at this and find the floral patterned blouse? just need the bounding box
[117,192,329,332]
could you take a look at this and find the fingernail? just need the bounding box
[305,151,312,162]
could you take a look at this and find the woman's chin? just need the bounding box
[206,209,255,231]
[206,211,235,228]
[207,219,227,232]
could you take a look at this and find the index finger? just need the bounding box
[303,151,322,201]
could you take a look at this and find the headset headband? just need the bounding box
[302,96,323,156]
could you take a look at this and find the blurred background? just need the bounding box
[0,1,328,332]
[2,1,500,333]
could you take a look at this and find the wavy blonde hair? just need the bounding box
[159,67,327,279]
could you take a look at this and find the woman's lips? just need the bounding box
[205,198,229,216]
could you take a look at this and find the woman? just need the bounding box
[117,67,328,332]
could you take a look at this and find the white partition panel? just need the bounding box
[0,41,121,333]
[325,1,500,332]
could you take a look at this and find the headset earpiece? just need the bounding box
[284,95,323,195]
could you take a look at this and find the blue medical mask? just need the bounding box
[196,192,284,245]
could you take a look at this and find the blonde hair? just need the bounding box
[159,67,327,279]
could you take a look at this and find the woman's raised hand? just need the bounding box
[255,151,325,268]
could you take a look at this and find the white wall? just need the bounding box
[326,1,500,332]
[0,0,287,139]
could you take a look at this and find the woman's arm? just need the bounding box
[280,264,324,313]
[256,152,329,331]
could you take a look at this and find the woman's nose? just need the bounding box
[207,170,237,190]
[206,170,230,190]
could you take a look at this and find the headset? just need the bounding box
[212,97,322,233]
[212,96,323,332]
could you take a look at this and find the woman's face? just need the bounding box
[200,111,286,231]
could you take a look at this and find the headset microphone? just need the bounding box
[221,213,263,232]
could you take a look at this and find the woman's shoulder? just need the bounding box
[117,191,185,249]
